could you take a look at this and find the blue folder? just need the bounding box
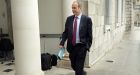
[58,48,65,60]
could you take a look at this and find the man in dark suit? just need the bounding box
[59,1,92,75]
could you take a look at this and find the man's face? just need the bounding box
[72,3,81,16]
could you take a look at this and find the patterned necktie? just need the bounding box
[72,17,78,46]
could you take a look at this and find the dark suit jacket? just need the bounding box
[60,15,92,52]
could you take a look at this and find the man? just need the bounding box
[59,1,92,75]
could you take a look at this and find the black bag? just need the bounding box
[0,38,14,51]
[51,54,58,66]
[41,53,52,71]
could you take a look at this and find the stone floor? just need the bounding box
[0,27,140,75]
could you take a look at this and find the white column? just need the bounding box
[62,0,76,28]
[11,0,44,75]
[108,0,115,24]
[122,0,125,25]
[118,0,122,23]
[131,0,134,29]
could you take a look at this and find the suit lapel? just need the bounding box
[79,15,84,32]
[70,16,75,36]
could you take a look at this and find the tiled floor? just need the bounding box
[0,27,140,75]
[0,61,15,75]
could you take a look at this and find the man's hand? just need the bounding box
[59,45,65,49]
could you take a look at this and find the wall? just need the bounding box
[86,0,126,67]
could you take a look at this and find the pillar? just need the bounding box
[108,0,115,24]
[118,0,122,24]
[11,0,44,75]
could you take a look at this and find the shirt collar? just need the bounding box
[75,13,82,19]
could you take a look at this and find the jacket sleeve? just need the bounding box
[87,17,93,51]
[60,17,69,46]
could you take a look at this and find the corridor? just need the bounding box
[0,0,140,75]
[0,27,140,75]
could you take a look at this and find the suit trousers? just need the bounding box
[69,43,87,75]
